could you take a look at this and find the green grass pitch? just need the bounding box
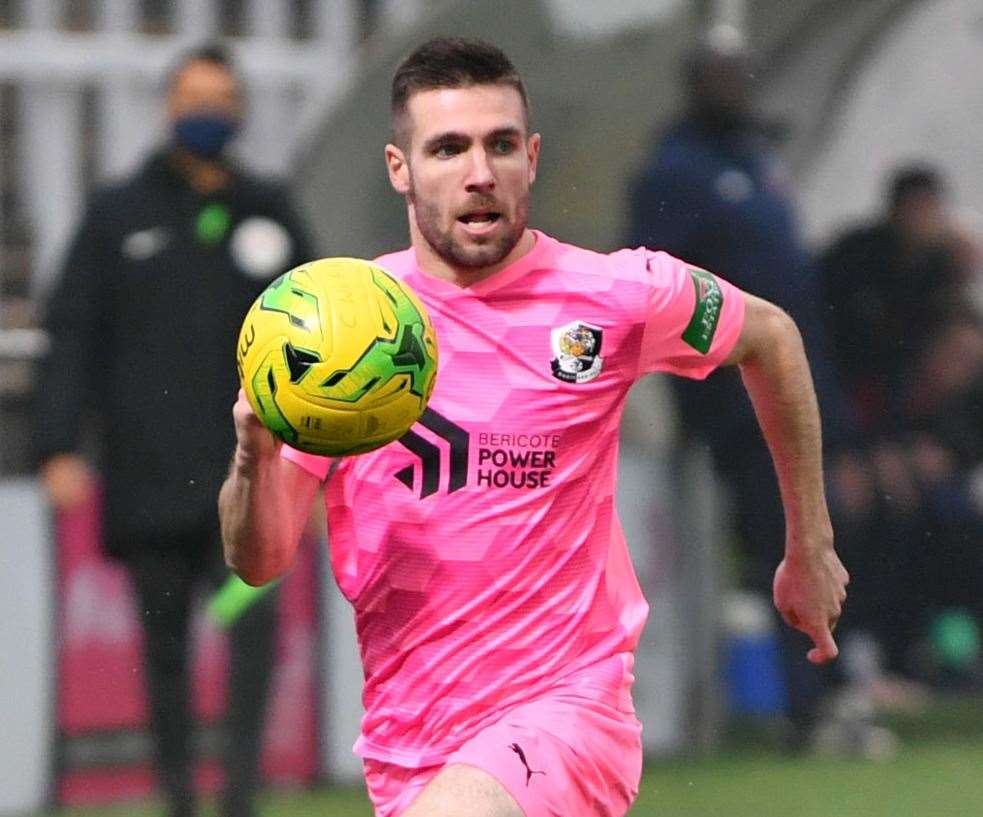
[45,735,983,817]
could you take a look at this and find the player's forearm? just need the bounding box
[737,307,834,555]
[219,448,299,585]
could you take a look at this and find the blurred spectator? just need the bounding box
[821,165,968,435]
[34,43,315,817]
[821,166,983,690]
[626,24,853,751]
[898,310,983,685]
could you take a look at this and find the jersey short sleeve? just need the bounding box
[637,249,746,380]
[280,443,333,480]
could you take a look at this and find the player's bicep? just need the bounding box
[276,455,325,551]
[723,292,796,367]
[282,454,323,507]
[278,446,334,540]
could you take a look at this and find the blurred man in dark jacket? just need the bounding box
[35,43,315,817]
[821,165,966,434]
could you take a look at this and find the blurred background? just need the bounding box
[1,0,982,815]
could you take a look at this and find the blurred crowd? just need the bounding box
[823,164,983,690]
[627,24,983,755]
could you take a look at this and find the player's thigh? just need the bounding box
[367,692,642,817]
[449,694,641,817]
[399,763,523,817]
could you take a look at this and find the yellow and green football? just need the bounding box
[236,257,438,456]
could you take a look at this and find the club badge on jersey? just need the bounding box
[550,320,604,383]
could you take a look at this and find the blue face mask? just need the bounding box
[172,113,239,159]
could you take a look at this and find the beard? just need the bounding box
[409,184,528,270]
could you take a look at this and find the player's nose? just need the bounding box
[464,146,495,191]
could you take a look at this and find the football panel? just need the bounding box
[258,268,324,341]
[246,344,299,445]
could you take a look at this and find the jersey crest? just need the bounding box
[550,320,604,383]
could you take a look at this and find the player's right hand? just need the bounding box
[39,453,97,511]
[773,542,849,665]
[232,388,282,464]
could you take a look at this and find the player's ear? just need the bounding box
[526,133,541,185]
[385,144,411,195]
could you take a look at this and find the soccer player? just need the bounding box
[219,37,848,817]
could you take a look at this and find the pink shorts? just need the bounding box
[363,690,643,817]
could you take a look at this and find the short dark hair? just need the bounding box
[164,41,241,94]
[889,164,945,210]
[391,37,529,144]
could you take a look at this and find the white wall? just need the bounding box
[0,481,54,815]
[801,0,983,245]
[543,0,683,39]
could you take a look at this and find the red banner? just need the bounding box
[56,494,320,805]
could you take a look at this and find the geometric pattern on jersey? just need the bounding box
[282,231,746,767]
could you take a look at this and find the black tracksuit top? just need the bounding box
[36,150,315,553]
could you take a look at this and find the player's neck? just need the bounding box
[411,226,536,288]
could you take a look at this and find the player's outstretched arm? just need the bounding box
[724,293,849,664]
[219,389,322,586]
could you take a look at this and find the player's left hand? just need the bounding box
[773,543,849,664]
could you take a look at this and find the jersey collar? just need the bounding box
[406,230,554,299]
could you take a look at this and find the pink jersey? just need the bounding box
[282,231,745,767]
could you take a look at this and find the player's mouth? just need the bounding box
[457,210,502,236]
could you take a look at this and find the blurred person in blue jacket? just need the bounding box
[626,25,854,750]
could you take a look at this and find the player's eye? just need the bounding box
[433,143,463,158]
[492,138,516,154]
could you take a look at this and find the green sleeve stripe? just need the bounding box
[681,267,724,354]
